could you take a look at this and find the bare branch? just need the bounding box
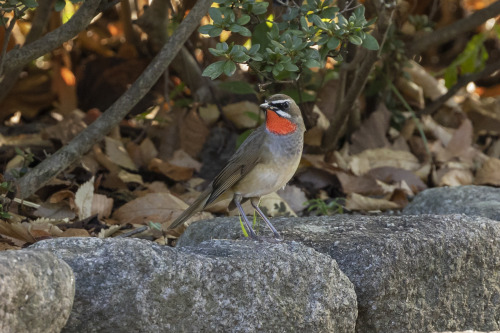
[407,1,500,57]
[0,15,17,75]
[0,0,102,104]
[15,0,214,199]
[419,59,500,115]
[321,0,395,152]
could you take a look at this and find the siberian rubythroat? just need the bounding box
[168,94,305,240]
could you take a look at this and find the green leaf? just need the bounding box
[218,81,256,95]
[237,14,251,25]
[348,35,363,45]
[361,34,379,50]
[444,66,458,89]
[229,24,252,37]
[284,62,299,72]
[209,7,224,24]
[230,48,250,62]
[321,6,338,19]
[251,2,268,15]
[326,37,340,49]
[247,44,260,55]
[202,61,227,80]
[208,26,223,37]
[310,15,327,30]
[21,0,38,8]
[54,0,66,11]
[223,60,237,76]
[304,58,321,68]
[199,24,215,35]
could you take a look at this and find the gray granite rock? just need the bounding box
[0,250,75,333]
[31,237,357,333]
[403,185,500,220]
[177,214,500,332]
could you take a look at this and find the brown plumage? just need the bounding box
[168,94,305,240]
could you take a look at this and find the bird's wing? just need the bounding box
[206,127,265,205]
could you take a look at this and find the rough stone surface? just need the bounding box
[0,250,75,333]
[31,237,357,333]
[177,214,500,332]
[403,185,500,221]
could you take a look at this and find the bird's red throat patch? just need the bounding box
[266,109,297,135]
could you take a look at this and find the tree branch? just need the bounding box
[321,0,395,152]
[419,58,500,115]
[15,0,214,199]
[0,0,102,103]
[407,1,500,57]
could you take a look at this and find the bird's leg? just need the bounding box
[234,193,259,240]
[251,198,282,241]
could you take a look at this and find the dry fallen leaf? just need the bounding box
[74,178,95,220]
[149,158,194,181]
[435,168,474,187]
[345,193,401,211]
[350,104,391,154]
[113,192,190,225]
[366,167,427,193]
[348,148,421,175]
[105,136,137,171]
[222,101,264,129]
[475,157,500,186]
[91,193,114,219]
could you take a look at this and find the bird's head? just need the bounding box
[260,94,305,135]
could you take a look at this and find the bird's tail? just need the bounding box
[167,187,212,230]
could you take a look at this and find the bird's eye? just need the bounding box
[271,101,289,110]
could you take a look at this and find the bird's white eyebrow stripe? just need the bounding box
[269,99,290,105]
[275,110,291,118]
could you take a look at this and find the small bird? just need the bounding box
[168,94,305,240]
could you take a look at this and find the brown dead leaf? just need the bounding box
[117,169,144,184]
[349,148,420,175]
[34,202,76,220]
[199,104,220,126]
[366,167,427,193]
[49,190,75,205]
[149,158,194,181]
[396,77,424,109]
[345,193,401,211]
[350,104,392,154]
[179,108,210,157]
[304,105,330,146]
[277,185,308,213]
[435,168,474,186]
[91,194,114,219]
[113,192,189,225]
[60,228,90,237]
[169,149,202,172]
[222,101,264,129]
[105,136,137,171]
[335,172,383,195]
[74,178,95,220]
[52,63,78,115]
[404,60,459,110]
[436,119,473,163]
[422,115,454,145]
[463,96,500,135]
[475,157,500,186]
[42,110,87,144]
[0,221,36,244]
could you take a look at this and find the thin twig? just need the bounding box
[419,58,500,115]
[0,15,17,76]
[407,1,500,56]
[15,0,214,199]
[115,226,148,238]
